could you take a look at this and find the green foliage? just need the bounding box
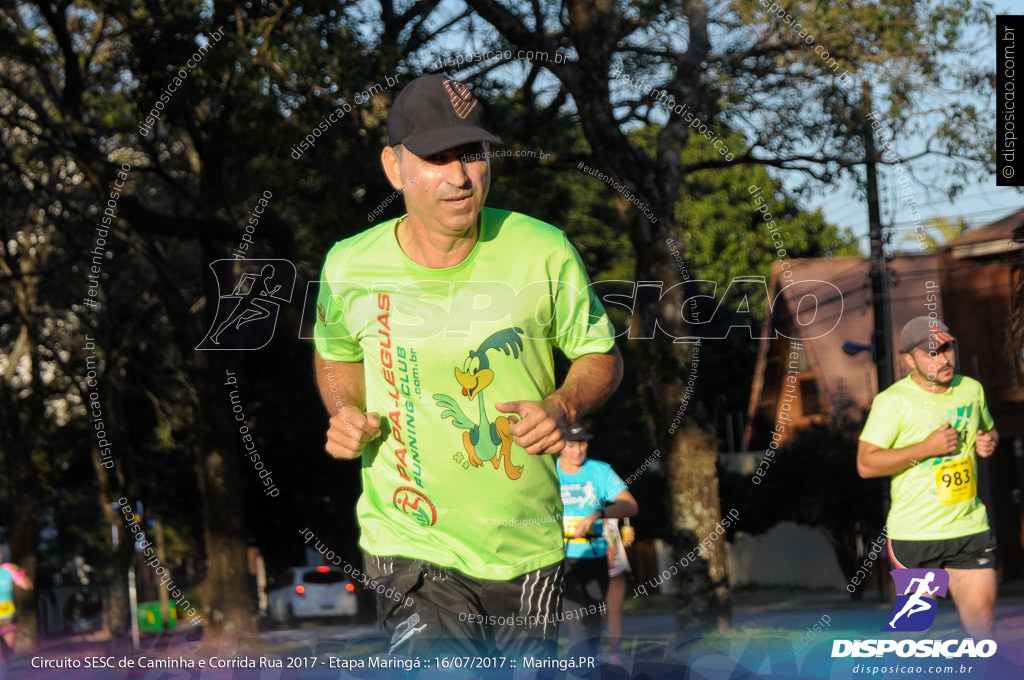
[679,129,861,303]
[896,216,973,253]
[723,0,994,197]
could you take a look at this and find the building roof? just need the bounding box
[940,207,1024,259]
[761,254,940,422]
[942,207,1024,247]
[748,207,1024,446]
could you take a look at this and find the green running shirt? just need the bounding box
[314,208,616,580]
[859,374,995,541]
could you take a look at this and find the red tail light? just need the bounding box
[295,585,306,596]
[345,583,355,592]
[316,566,330,573]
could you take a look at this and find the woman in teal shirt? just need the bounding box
[0,546,33,662]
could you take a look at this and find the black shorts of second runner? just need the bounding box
[561,556,609,656]
[363,554,563,660]
[888,530,997,570]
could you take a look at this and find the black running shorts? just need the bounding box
[363,554,563,660]
[888,530,997,570]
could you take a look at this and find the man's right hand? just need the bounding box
[325,407,382,459]
[924,423,959,458]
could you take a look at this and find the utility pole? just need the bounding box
[156,518,169,628]
[862,82,893,391]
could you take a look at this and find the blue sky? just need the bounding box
[806,1,1023,252]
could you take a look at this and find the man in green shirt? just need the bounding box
[313,74,622,658]
[858,316,999,638]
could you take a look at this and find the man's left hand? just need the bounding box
[573,512,599,538]
[495,398,568,454]
[976,429,998,458]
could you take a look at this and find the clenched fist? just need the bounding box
[326,406,382,459]
[494,398,568,455]
[924,423,959,458]
[976,429,998,458]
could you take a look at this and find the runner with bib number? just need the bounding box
[857,317,999,639]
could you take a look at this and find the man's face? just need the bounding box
[560,440,589,467]
[903,342,955,387]
[381,142,490,236]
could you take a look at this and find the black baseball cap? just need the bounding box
[565,423,593,442]
[387,74,503,157]
[900,316,955,353]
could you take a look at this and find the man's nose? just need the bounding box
[443,157,470,187]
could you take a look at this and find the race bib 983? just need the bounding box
[935,457,976,505]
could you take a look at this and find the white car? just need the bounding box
[267,566,358,623]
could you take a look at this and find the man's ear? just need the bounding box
[901,351,916,372]
[381,145,403,191]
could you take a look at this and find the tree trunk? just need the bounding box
[0,288,44,653]
[665,425,729,634]
[194,356,257,646]
[197,445,256,645]
[8,448,40,653]
[629,218,730,635]
[141,240,259,647]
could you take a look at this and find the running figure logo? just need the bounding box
[574,482,598,510]
[882,569,949,632]
[196,259,295,350]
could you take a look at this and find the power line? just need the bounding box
[886,206,1024,231]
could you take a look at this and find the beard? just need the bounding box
[915,359,954,388]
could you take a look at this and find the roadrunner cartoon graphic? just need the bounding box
[434,328,525,480]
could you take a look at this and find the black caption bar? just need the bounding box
[998,15,1024,186]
